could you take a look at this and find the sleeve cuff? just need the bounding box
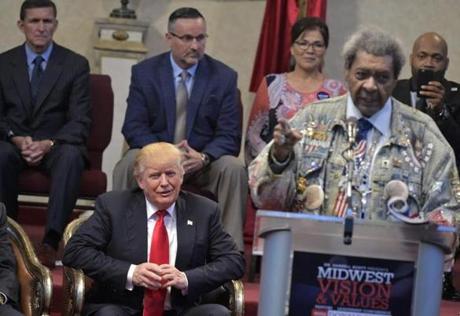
[181,272,189,296]
[268,146,293,174]
[0,292,7,305]
[125,264,136,291]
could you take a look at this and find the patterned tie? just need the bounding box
[30,55,44,106]
[415,97,427,112]
[354,118,373,162]
[143,210,169,316]
[174,71,189,143]
[356,118,373,144]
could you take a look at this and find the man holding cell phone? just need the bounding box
[393,31,460,302]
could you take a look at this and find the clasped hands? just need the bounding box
[177,140,206,174]
[11,136,53,166]
[133,262,187,291]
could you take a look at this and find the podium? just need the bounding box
[253,210,456,316]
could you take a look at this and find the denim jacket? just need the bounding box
[249,95,460,222]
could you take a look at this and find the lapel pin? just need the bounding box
[187,220,193,226]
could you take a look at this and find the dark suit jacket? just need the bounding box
[393,78,460,169]
[0,203,20,310]
[0,43,91,155]
[121,52,241,160]
[62,190,245,313]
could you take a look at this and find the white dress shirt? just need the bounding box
[126,198,180,310]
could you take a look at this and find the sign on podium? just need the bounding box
[253,210,456,316]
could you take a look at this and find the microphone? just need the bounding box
[304,184,324,211]
[384,180,428,224]
[343,117,357,245]
[345,117,358,145]
[384,180,409,216]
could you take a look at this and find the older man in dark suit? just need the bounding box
[0,0,91,268]
[63,142,244,316]
[0,203,23,316]
[112,7,247,251]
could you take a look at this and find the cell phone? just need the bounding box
[416,69,434,97]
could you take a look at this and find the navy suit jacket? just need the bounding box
[62,190,244,313]
[121,52,241,159]
[0,43,91,155]
[0,203,20,310]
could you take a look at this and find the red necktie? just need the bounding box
[143,210,169,316]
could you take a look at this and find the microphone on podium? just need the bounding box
[384,180,426,224]
[343,117,357,245]
[345,117,358,145]
[384,180,409,217]
[304,184,324,211]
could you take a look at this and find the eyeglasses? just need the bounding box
[294,40,326,51]
[169,32,208,44]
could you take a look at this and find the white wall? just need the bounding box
[325,0,460,83]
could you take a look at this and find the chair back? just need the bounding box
[17,74,114,203]
[86,74,114,170]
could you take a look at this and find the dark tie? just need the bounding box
[174,71,189,143]
[415,97,427,112]
[143,210,169,316]
[30,55,44,105]
[356,118,373,144]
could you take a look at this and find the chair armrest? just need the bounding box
[228,280,244,316]
[62,213,93,316]
[7,217,52,316]
[200,280,244,316]
[62,266,85,316]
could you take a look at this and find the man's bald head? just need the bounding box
[413,32,448,56]
[410,32,449,79]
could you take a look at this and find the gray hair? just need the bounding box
[342,27,406,79]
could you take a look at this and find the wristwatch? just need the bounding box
[200,152,210,167]
[49,139,56,150]
[0,292,7,305]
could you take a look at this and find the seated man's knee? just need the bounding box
[92,304,129,316]
[54,144,84,165]
[113,149,139,190]
[217,156,246,174]
[0,141,20,166]
[183,303,231,316]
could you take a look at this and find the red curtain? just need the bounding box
[249,0,327,92]
[306,0,327,19]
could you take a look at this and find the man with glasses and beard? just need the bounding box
[393,32,460,301]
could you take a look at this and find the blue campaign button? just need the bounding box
[317,91,331,100]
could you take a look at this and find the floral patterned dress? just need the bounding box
[245,73,347,164]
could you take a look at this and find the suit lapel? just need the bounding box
[395,80,412,106]
[125,191,149,262]
[186,58,209,138]
[158,55,176,141]
[11,46,33,116]
[175,193,195,270]
[33,44,65,116]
